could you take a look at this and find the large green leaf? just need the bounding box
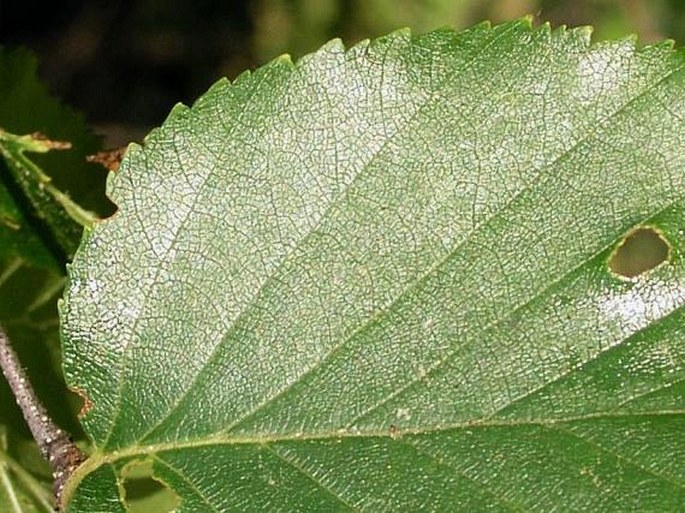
[61,20,685,511]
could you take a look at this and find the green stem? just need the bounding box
[0,129,98,230]
[0,449,54,512]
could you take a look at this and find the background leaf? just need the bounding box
[62,20,685,511]
[0,427,54,513]
[0,47,113,512]
[0,259,85,513]
[0,46,112,267]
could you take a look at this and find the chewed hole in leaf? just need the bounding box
[120,460,180,513]
[609,226,670,278]
[68,386,94,419]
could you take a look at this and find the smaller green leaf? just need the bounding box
[0,46,112,269]
[0,130,98,259]
[0,183,54,269]
[0,427,54,513]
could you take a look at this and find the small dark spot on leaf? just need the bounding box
[389,424,402,440]
[609,227,670,278]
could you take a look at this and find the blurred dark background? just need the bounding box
[1,0,684,147]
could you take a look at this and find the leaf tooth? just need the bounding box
[367,26,413,50]
[230,69,252,86]
[274,53,295,67]
[295,38,346,68]
[652,39,676,51]
[347,38,371,58]
[199,76,231,101]
[320,37,346,53]
[569,25,594,46]
[167,102,192,122]
[519,13,535,29]
[538,20,554,35]
[131,103,190,157]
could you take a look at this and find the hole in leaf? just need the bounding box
[68,386,93,419]
[121,460,180,513]
[609,227,670,278]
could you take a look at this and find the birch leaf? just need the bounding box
[62,20,685,511]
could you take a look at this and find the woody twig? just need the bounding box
[0,325,84,509]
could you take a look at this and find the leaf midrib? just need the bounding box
[83,410,685,467]
[66,410,685,509]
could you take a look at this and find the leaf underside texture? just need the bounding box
[61,20,685,511]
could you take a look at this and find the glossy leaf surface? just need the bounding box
[62,20,685,511]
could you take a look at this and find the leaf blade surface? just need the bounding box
[62,20,685,511]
